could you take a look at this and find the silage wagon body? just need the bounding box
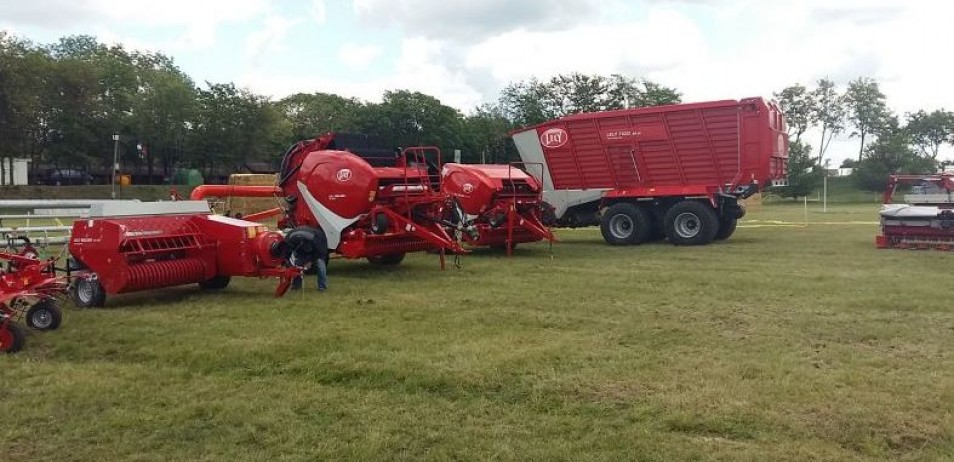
[511,97,788,245]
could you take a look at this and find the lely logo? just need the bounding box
[336,168,353,182]
[462,183,475,194]
[540,128,569,149]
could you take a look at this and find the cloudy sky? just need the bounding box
[1,0,950,165]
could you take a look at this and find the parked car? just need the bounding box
[38,169,94,186]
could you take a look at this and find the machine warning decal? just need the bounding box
[540,128,569,149]
[336,168,353,182]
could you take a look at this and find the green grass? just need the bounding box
[3,203,954,461]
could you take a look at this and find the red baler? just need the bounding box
[191,134,466,266]
[68,201,297,307]
[441,163,555,253]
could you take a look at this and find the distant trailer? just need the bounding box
[511,97,788,246]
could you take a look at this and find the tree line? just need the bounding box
[775,78,954,195]
[0,32,680,183]
[4,32,949,192]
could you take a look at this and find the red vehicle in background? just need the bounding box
[511,97,788,246]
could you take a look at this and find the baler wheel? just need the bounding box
[715,217,738,241]
[664,201,719,246]
[72,276,106,308]
[26,299,62,331]
[199,275,231,290]
[600,203,651,245]
[368,253,406,265]
[0,323,25,353]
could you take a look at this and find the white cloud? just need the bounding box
[353,0,603,43]
[3,0,271,50]
[311,0,327,24]
[337,43,383,70]
[465,7,707,83]
[239,37,482,109]
[245,14,304,67]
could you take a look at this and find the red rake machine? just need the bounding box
[68,201,300,308]
[0,238,69,353]
[441,162,555,254]
[877,173,954,250]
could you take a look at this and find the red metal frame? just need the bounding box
[192,134,466,265]
[0,246,70,352]
[882,174,954,204]
[877,173,954,250]
[511,97,788,214]
[441,162,556,254]
[70,211,300,299]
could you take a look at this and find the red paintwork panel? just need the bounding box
[515,98,788,195]
[69,213,293,295]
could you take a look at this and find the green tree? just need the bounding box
[852,121,936,191]
[499,73,680,126]
[777,140,823,199]
[358,90,464,152]
[130,53,197,181]
[499,78,556,126]
[460,103,514,164]
[844,77,890,162]
[810,78,846,166]
[275,92,366,142]
[189,83,283,176]
[0,32,53,169]
[774,84,813,143]
[905,109,954,160]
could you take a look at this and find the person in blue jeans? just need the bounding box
[288,227,329,291]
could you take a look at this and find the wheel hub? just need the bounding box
[674,212,701,238]
[31,308,52,328]
[609,214,634,239]
[78,281,93,303]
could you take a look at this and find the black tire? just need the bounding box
[600,203,651,245]
[371,213,389,234]
[26,299,62,331]
[0,323,25,353]
[367,253,406,265]
[72,276,106,308]
[715,217,738,241]
[663,201,719,246]
[198,275,231,290]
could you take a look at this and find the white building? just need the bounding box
[0,158,31,186]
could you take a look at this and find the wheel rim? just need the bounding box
[609,214,634,239]
[77,280,93,303]
[674,212,701,238]
[31,309,52,329]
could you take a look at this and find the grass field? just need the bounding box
[2,202,953,461]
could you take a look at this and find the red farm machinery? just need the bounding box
[68,201,299,308]
[189,133,556,257]
[511,97,788,246]
[0,238,70,353]
[876,173,954,250]
[440,163,555,253]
